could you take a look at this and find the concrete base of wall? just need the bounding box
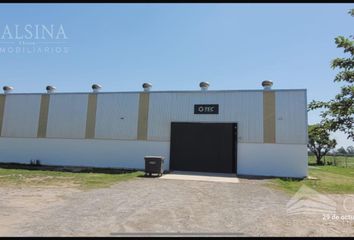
[0,138,171,170]
[0,138,307,178]
[238,143,308,178]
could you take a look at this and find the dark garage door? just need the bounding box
[170,122,237,174]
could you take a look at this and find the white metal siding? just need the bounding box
[0,137,307,177]
[1,94,41,138]
[275,91,307,144]
[95,93,139,140]
[148,91,263,143]
[0,138,170,170]
[46,94,88,139]
[238,143,307,177]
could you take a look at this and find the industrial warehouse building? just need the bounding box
[0,81,308,178]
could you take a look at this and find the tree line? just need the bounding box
[308,9,354,165]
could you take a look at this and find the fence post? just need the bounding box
[345,155,348,168]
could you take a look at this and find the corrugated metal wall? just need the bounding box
[46,94,88,139]
[95,93,139,140]
[275,91,307,144]
[0,90,307,145]
[148,91,264,143]
[1,94,41,138]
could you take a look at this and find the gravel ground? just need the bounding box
[0,177,354,237]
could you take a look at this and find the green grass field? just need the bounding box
[1,155,353,194]
[0,168,143,190]
[270,165,354,194]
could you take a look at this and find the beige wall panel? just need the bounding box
[37,94,50,138]
[263,91,276,143]
[0,95,6,136]
[85,94,97,139]
[137,93,150,140]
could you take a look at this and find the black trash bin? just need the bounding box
[144,156,165,177]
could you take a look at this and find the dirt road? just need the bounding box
[0,177,353,237]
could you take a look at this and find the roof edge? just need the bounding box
[0,89,307,95]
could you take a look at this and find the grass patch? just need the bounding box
[0,167,144,190]
[269,166,354,194]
